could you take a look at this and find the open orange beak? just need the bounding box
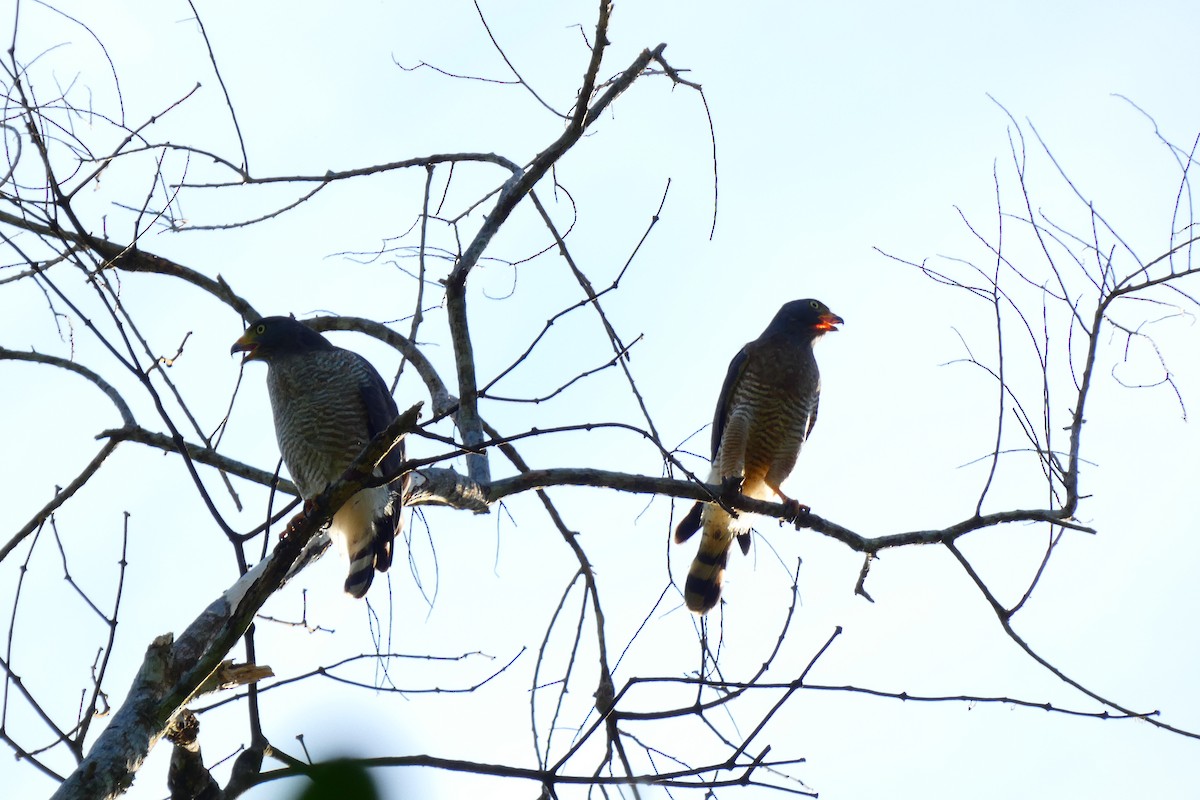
[815,311,844,332]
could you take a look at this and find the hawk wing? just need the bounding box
[675,346,749,546]
[351,351,404,577]
[710,347,749,460]
[353,352,404,484]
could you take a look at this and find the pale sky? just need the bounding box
[3,2,1198,799]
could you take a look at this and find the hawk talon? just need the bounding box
[281,513,305,541]
[719,475,744,498]
[280,499,318,540]
[781,499,810,525]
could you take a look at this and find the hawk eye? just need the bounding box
[256,324,266,334]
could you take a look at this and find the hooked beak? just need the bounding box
[230,332,259,361]
[815,311,844,332]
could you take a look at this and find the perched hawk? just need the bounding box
[232,316,407,598]
[675,299,843,614]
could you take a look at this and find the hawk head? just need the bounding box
[231,316,335,363]
[765,299,844,338]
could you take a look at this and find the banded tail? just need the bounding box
[334,485,399,599]
[677,501,751,614]
[684,531,730,613]
[677,497,754,613]
[344,522,393,597]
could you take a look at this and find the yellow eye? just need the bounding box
[809,300,820,310]
[256,324,266,334]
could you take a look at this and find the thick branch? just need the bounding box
[98,426,298,496]
[1,347,135,425]
[445,44,662,293]
[476,467,1091,551]
[443,277,490,487]
[0,210,260,320]
[51,404,421,800]
[439,44,665,489]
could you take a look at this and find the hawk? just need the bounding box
[232,316,407,598]
[675,298,843,614]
